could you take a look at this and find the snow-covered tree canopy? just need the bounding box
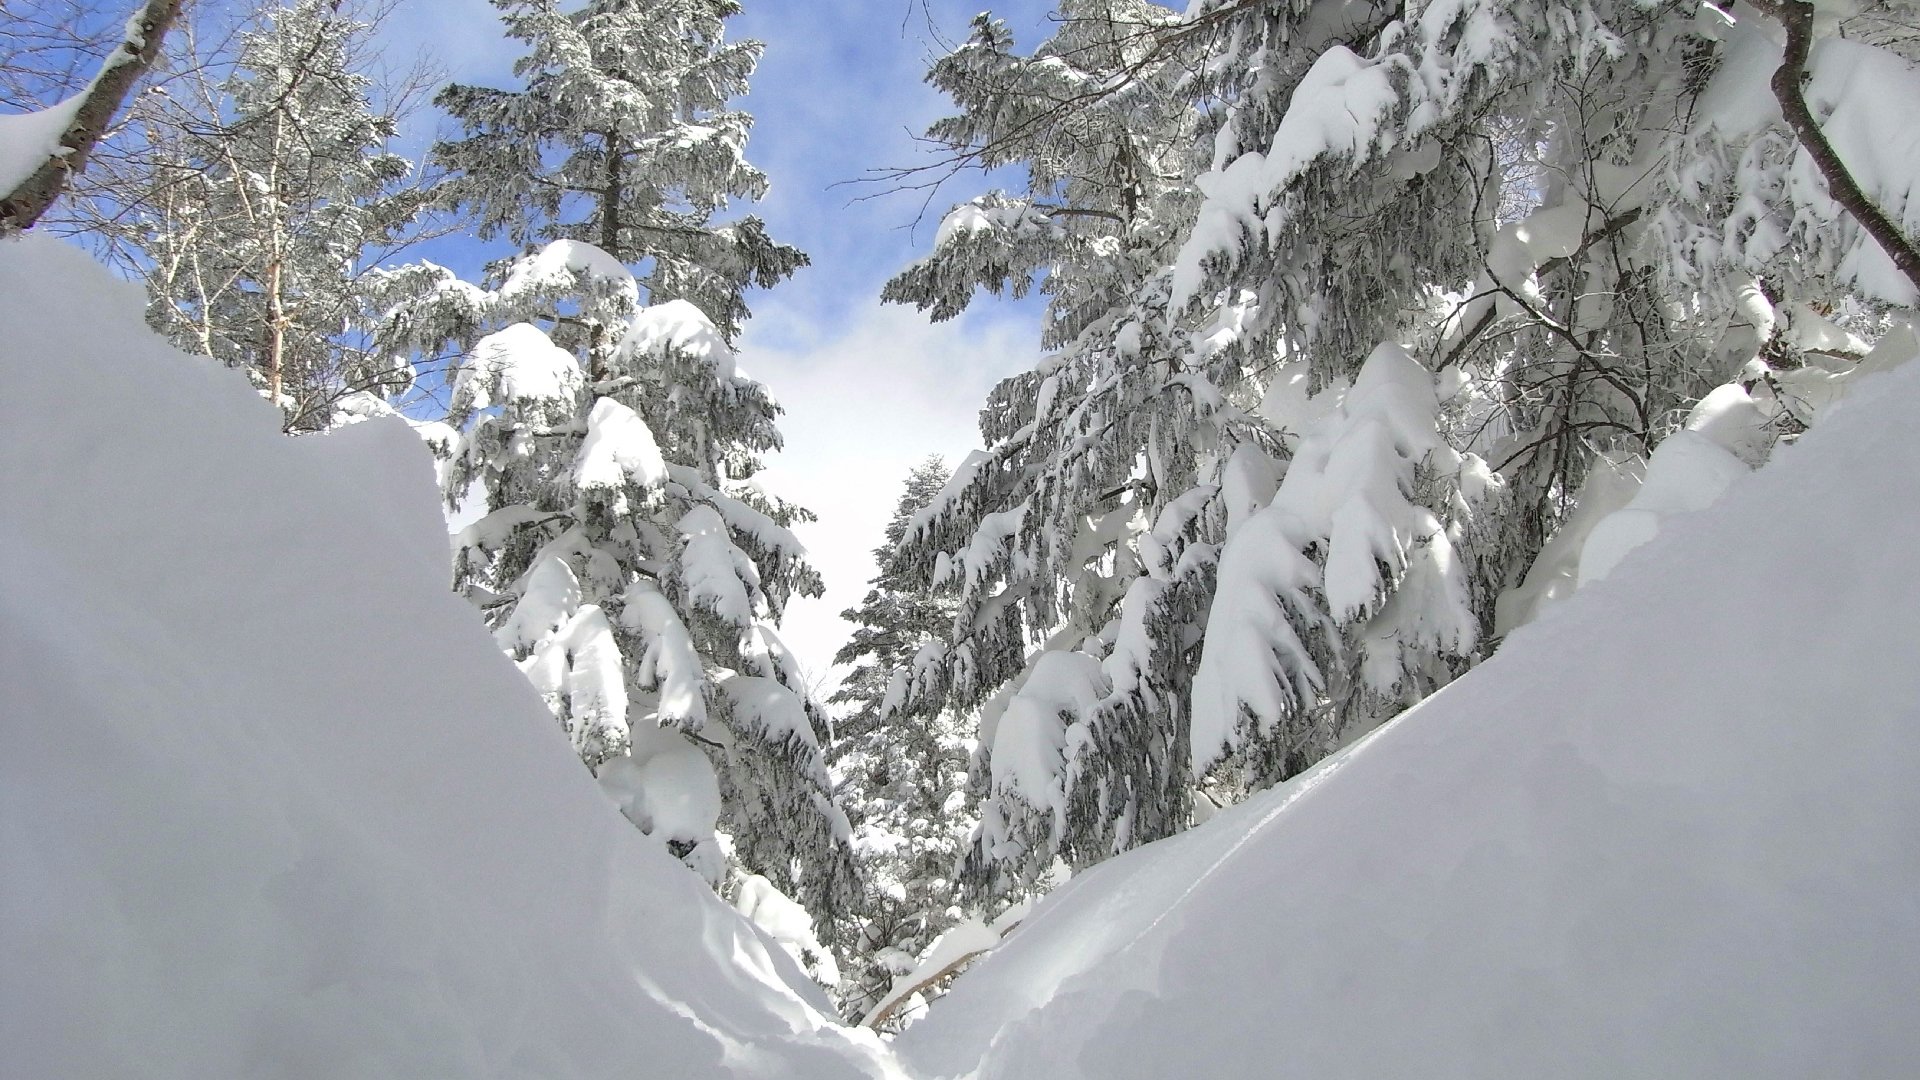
[373,0,851,958]
[880,0,1920,895]
[433,0,807,340]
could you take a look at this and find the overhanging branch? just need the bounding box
[0,0,185,234]
[1759,0,1920,296]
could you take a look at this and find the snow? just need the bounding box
[1173,45,1398,310]
[897,360,1920,1080]
[626,297,739,379]
[452,321,582,410]
[0,234,896,1080]
[985,650,1109,826]
[1797,36,1920,305]
[599,722,724,882]
[1577,431,1749,589]
[1494,451,1645,633]
[1699,21,1920,305]
[679,502,765,627]
[494,551,582,652]
[573,395,667,495]
[859,917,1005,1029]
[0,95,83,194]
[1188,502,1324,773]
[736,874,842,986]
[496,237,639,308]
[618,578,709,729]
[522,602,630,758]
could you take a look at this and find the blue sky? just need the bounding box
[382,0,1062,685]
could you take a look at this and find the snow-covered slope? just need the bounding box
[900,361,1920,1077]
[0,234,896,1080]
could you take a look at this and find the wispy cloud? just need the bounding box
[741,296,1035,687]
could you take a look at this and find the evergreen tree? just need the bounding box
[880,0,1917,898]
[129,0,429,432]
[432,0,805,342]
[377,0,854,951]
[827,456,976,1023]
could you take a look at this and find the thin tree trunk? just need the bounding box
[265,254,286,410]
[1763,0,1920,297]
[264,112,289,421]
[0,0,185,233]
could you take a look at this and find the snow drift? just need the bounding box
[4,223,1918,1080]
[0,233,895,1080]
[899,360,1920,1076]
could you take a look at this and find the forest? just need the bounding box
[3,1,1919,1077]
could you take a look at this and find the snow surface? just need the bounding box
[900,361,1920,1077]
[453,321,583,410]
[574,395,668,495]
[0,94,83,194]
[626,297,739,379]
[0,234,897,1080]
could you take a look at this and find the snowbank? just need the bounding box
[899,361,1920,1076]
[0,234,895,1080]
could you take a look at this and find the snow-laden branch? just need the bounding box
[0,0,184,233]
[1757,0,1920,297]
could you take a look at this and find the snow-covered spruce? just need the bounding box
[882,0,1919,900]
[431,0,804,341]
[375,0,853,966]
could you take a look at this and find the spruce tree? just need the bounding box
[432,0,805,342]
[880,0,1918,898]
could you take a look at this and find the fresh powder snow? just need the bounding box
[896,354,1920,1080]
[0,232,897,1080]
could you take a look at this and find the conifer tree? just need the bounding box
[880,0,1918,897]
[827,456,975,1022]
[379,0,854,948]
[432,0,805,342]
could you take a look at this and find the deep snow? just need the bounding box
[0,233,895,1080]
[897,352,1920,1077]
[5,225,1920,1078]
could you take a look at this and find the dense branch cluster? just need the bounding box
[877,0,1920,906]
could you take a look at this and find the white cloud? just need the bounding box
[740,298,1036,692]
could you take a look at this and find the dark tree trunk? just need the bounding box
[1766,0,1920,297]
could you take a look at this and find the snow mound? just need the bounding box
[900,361,1920,1077]
[0,234,895,1080]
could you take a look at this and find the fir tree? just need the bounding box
[378,0,854,954]
[827,456,976,1023]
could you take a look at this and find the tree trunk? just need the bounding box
[0,0,185,234]
[1764,0,1920,298]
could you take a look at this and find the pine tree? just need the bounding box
[130,0,428,432]
[376,0,854,952]
[826,456,976,1023]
